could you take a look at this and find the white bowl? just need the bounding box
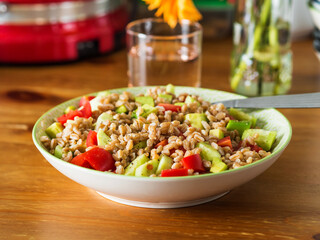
[32,87,292,208]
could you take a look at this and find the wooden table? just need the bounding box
[1,38,320,240]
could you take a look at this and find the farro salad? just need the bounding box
[41,85,277,177]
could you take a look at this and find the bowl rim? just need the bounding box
[32,86,292,181]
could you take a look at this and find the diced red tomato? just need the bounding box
[161,168,188,177]
[70,154,93,169]
[86,130,98,147]
[155,139,168,148]
[169,146,186,155]
[217,136,233,150]
[79,100,92,118]
[235,140,262,152]
[157,103,181,112]
[57,96,92,125]
[249,144,263,152]
[227,114,236,120]
[79,96,95,107]
[235,140,243,151]
[180,154,205,172]
[57,109,83,125]
[71,147,115,171]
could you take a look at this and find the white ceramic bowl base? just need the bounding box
[33,87,292,209]
[96,191,230,208]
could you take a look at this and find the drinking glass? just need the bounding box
[126,18,202,87]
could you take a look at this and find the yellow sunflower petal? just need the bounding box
[177,0,202,22]
[143,0,202,28]
[145,0,162,11]
[163,0,178,28]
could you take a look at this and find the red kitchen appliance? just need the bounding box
[0,0,128,63]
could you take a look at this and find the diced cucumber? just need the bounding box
[211,156,223,165]
[124,154,150,176]
[45,122,64,139]
[226,120,251,136]
[141,104,157,117]
[135,96,154,107]
[97,129,111,147]
[185,96,200,106]
[242,129,277,151]
[90,91,111,111]
[95,112,113,130]
[159,94,173,103]
[132,104,158,118]
[133,141,147,149]
[166,84,175,94]
[115,105,127,114]
[174,102,185,107]
[185,113,207,129]
[54,145,63,159]
[64,106,76,114]
[155,155,173,175]
[124,154,149,176]
[229,108,257,127]
[135,159,159,177]
[210,161,228,173]
[209,129,224,139]
[197,142,221,160]
[197,143,227,173]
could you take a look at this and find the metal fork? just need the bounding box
[214,92,320,108]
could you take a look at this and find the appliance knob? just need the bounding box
[0,3,7,13]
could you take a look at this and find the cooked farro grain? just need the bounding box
[41,85,276,177]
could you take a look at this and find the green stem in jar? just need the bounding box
[231,0,272,91]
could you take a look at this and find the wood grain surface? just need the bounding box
[1,38,320,240]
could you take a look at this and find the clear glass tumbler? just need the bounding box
[126,18,202,87]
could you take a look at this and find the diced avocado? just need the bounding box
[155,155,173,175]
[209,129,224,139]
[166,84,175,94]
[115,105,127,114]
[124,154,149,176]
[242,129,277,151]
[45,122,64,139]
[229,108,257,127]
[174,102,185,107]
[133,141,147,149]
[197,142,221,160]
[185,96,200,106]
[90,91,111,111]
[95,112,113,130]
[135,96,154,107]
[210,161,228,173]
[159,94,173,103]
[226,120,251,136]
[135,159,159,177]
[64,106,76,114]
[54,145,63,159]
[185,113,207,129]
[97,129,111,147]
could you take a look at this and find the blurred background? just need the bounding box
[0,0,316,64]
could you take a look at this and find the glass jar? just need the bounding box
[230,0,292,96]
